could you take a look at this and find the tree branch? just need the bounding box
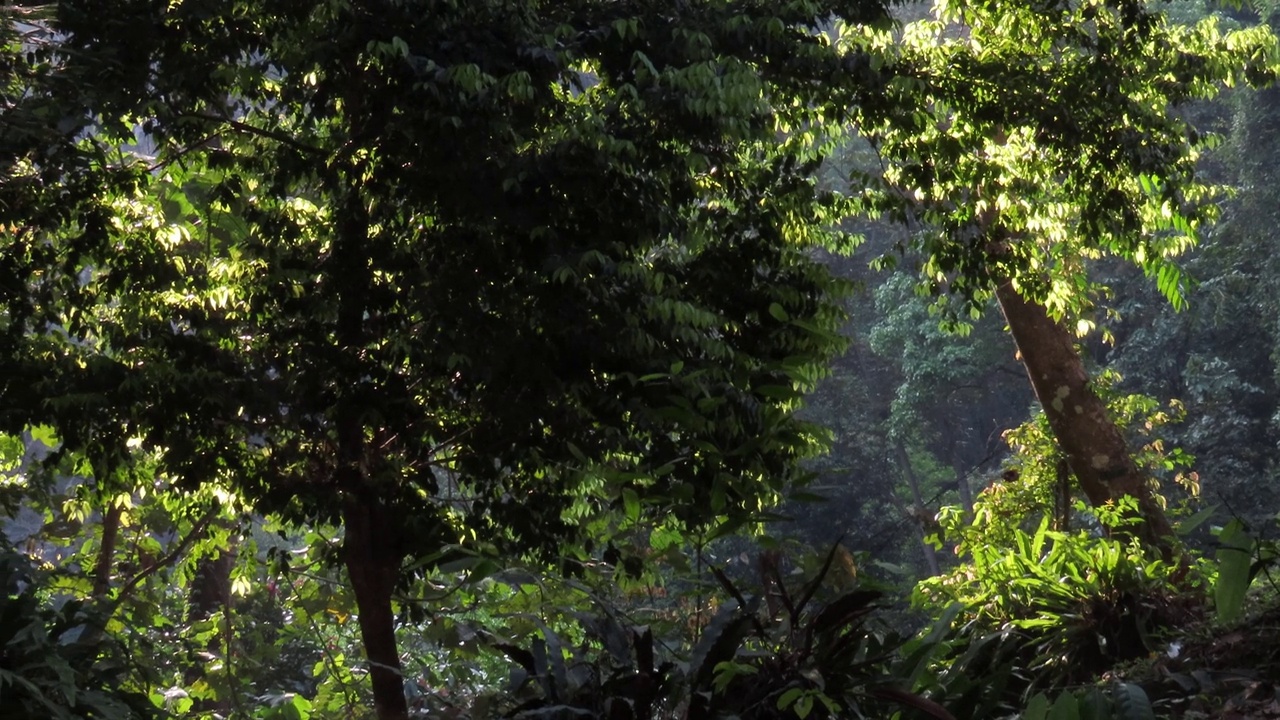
[178,112,325,157]
[115,508,218,604]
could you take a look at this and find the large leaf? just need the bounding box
[1214,520,1253,624]
[1048,691,1079,720]
[1024,693,1051,720]
[1110,683,1155,720]
[896,602,964,689]
[1076,687,1112,720]
[687,600,757,691]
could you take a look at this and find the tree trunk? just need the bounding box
[75,502,123,649]
[945,434,975,513]
[343,496,408,720]
[92,503,122,598]
[329,176,407,720]
[188,534,236,621]
[995,280,1176,556]
[895,442,941,576]
[186,531,238,716]
[952,458,974,514]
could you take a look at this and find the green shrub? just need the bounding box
[917,509,1182,689]
[0,544,157,720]
[910,386,1204,712]
[494,544,953,719]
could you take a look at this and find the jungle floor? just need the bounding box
[1122,593,1280,719]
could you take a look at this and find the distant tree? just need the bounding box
[868,271,1029,511]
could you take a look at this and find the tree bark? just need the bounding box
[946,434,974,513]
[75,502,123,649]
[952,458,974,514]
[343,496,408,720]
[995,280,1176,556]
[92,503,122,598]
[329,173,408,720]
[186,534,237,716]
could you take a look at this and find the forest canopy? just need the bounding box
[3,1,1280,719]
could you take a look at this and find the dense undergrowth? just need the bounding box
[6,425,1277,720]
[3,383,1277,719]
[2,371,1274,720]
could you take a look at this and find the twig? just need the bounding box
[2,4,56,18]
[146,130,226,172]
[179,112,325,157]
[114,508,218,603]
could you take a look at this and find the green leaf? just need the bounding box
[621,488,640,522]
[1111,683,1155,720]
[1077,687,1112,720]
[1049,691,1079,720]
[1024,693,1050,720]
[768,302,789,321]
[28,425,59,448]
[1175,505,1218,536]
[898,603,964,687]
[711,660,757,694]
[795,693,814,719]
[1215,520,1253,624]
[777,688,804,711]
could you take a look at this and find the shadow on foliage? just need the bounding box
[0,541,156,720]
[491,543,955,720]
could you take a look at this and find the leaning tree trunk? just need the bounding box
[91,503,123,598]
[75,501,124,649]
[995,281,1177,557]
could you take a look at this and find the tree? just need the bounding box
[1104,9,1280,528]
[1,1,892,717]
[851,0,1278,555]
[868,270,1030,513]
